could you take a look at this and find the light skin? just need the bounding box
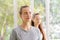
[20,7,32,31]
[33,15,41,28]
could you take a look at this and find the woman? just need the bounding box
[31,13,47,40]
[10,5,42,40]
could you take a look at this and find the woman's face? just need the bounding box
[33,15,41,25]
[20,7,32,23]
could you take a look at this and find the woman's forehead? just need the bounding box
[35,15,40,17]
[35,15,41,18]
[22,7,31,11]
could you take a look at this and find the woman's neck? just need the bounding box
[20,22,31,31]
[34,23,39,28]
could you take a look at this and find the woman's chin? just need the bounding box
[25,20,31,22]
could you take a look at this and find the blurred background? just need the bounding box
[0,0,60,40]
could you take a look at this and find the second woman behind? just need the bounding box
[31,13,47,40]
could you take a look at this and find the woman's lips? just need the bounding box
[26,18,30,19]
